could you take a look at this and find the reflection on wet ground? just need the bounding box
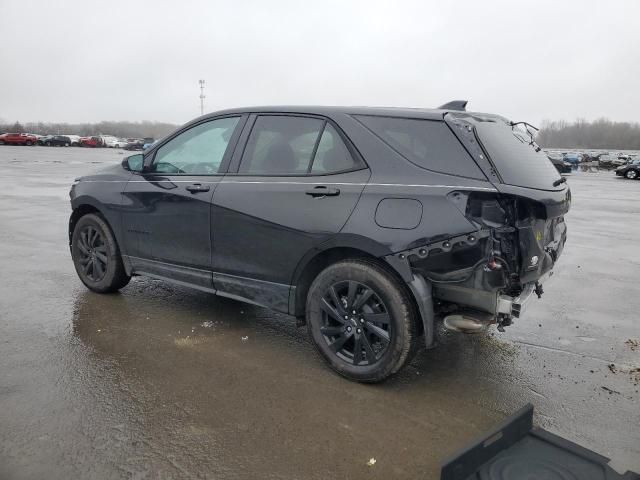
[1,146,638,479]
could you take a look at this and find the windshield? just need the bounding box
[471,117,563,191]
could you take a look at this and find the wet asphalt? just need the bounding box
[0,146,638,479]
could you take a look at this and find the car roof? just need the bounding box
[197,105,461,121]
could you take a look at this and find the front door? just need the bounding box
[121,115,244,289]
[211,114,370,310]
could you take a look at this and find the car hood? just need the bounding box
[75,163,130,183]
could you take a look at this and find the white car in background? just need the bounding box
[102,136,128,148]
[66,135,82,146]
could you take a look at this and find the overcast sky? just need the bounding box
[1,0,639,126]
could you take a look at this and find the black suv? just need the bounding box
[69,103,569,382]
[40,135,72,147]
[615,159,640,179]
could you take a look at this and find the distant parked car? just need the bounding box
[37,135,54,146]
[103,137,128,148]
[65,135,82,146]
[101,136,121,148]
[547,155,572,174]
[0,133,37,146]
[615,159,640,179]
[80,136,104,148]
[143,139,156,150]
[43,135,72,147]
[562,153,582,165]
[124,139,146,151]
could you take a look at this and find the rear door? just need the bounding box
[121,115,244,289]
[211,114,370,310]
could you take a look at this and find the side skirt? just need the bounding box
[125,256,291,314]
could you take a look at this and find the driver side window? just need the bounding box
[152,116,240,174]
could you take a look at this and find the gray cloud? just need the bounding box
[1,0,639,125]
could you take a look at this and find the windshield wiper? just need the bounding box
[511,121,542,152]
[553,177,567,187]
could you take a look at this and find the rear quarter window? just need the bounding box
[473,120,562,191]
[354,115,486,179]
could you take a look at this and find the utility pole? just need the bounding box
[199,79,206,115]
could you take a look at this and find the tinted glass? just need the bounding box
[152,116,239,174]
[239,116,324,175]
[355,115,485,179]
[310,124,358,173]
[473,120,563,190]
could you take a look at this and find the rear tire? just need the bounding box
[626,169,638,179]
[26,141,32,146]
[71,213,130,293]
[306,259,420,383]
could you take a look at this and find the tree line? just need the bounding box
[3,117,639,150]
[536,118,640,150]
[0,120,179,140]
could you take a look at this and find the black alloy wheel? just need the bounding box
[319,280,391,366]
[71,213,130,292]
[306,260,419,383]
[76,224,109,282]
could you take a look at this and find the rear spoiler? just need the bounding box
[439,100,468,111]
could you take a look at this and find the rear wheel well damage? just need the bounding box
[291,247,429,341]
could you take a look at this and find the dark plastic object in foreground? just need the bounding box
[441,403,640,480]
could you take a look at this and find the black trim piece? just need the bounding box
[212,272,290,314]
[307,120,327,173]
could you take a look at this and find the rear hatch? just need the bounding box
[445,112,570,282]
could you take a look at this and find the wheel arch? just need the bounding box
[289,236,424,332]
[69,200,133,276]
[68,202,103,247]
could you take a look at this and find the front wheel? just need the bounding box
[71,213,131,293]
[626,170,638,179]
[306,259,420,383]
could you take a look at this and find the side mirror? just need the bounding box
[122,154,144,172]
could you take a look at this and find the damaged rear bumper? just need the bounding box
[385,188,568,344]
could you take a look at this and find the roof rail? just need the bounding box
[438,100,468,111]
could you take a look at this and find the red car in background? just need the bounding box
[0,133,37,146]
[79,136,105,148]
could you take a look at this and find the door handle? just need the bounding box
[305,186,340,197]
[186,183,210,193]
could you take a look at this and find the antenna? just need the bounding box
[199,79,206,115]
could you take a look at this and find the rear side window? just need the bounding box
[239,116,361,175]
[355,115,485,179]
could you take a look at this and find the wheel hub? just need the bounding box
[318,280,392,366]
